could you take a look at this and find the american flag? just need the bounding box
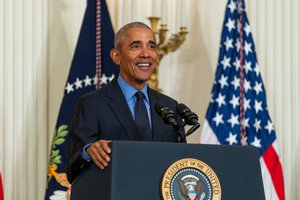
[200,0,285,199]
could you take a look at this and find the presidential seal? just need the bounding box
[161,158,221,200]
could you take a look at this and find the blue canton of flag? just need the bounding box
[200,0,285,199]
[44,0,119,199]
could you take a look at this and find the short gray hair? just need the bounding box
[114,22,154,50]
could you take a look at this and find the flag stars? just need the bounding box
[64,73,112,96]
[65,82,74,94]
[213,112,224,127]
[254,81,263,95]
[224,37,234,51]
[244,98,251,112]
[94,74,114,86]
[226,18,236,32]
[74,78,83,89]
[235,39,241,52]
[100,74,109,85]
[244,79,252,93]
[215,93,226,108]
[108,74,115,82]
[221,56,231,69]
[93,75,99,85]
[227,114,239,128]
[244,23,252,37]
[231,76,240,90]
[251,136,262,148]
[265,120,275,134]
[226,132,238,145]
[244,61,253,74]
[227,0,237,13]
[229,94,239,109]
[84,75,92,86]
[218,75,229,89]
[244,41,253,55]
[254,100,263,114]
[253,118,261,132]
[241,117,250,129]
[254,63,260,77]
[233,57,241,71]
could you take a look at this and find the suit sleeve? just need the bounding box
[67,96,100,183]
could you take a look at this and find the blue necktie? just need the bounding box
[135,91,152,141]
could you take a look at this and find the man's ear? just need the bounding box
[110,48,120,65]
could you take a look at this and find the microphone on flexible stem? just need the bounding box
[176,103,200,137]
[154,103,185,142]
[154,103,186,143]
[154,103,178,128]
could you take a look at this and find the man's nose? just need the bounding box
[140,46,150,57]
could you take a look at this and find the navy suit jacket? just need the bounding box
[67,77,185,183]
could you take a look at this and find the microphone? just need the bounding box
[177,103,200,137]
[154,103,178,127]
[176,103,199,126]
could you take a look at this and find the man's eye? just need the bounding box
[131,44,140,49]
[149,44,157,50]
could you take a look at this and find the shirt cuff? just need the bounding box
[81,143,92,162]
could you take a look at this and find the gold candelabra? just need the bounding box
[147,17,188,92]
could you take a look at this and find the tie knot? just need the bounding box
[136,91,145,100]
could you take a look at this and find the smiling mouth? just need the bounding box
[136,62,152,67]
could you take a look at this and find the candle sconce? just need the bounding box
[148,17,188,92]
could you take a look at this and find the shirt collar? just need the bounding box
[117,75,149,103]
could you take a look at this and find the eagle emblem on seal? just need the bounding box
[179,174,206,200]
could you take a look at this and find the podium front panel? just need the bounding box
[71,141,265,200]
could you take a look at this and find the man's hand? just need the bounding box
[86,140,111,170]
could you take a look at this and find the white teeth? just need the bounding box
[137,63,150,67]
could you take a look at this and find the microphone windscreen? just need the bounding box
[154,103,166,115]
[176,103,199,125]
[154,103,178,126]
[176,103,190,114]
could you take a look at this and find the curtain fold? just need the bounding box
[0,0,48,199]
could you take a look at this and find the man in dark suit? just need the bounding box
[67,22,185,183]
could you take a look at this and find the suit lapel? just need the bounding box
[107,78,141,140]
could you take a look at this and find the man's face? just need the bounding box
[111,27,157,90]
